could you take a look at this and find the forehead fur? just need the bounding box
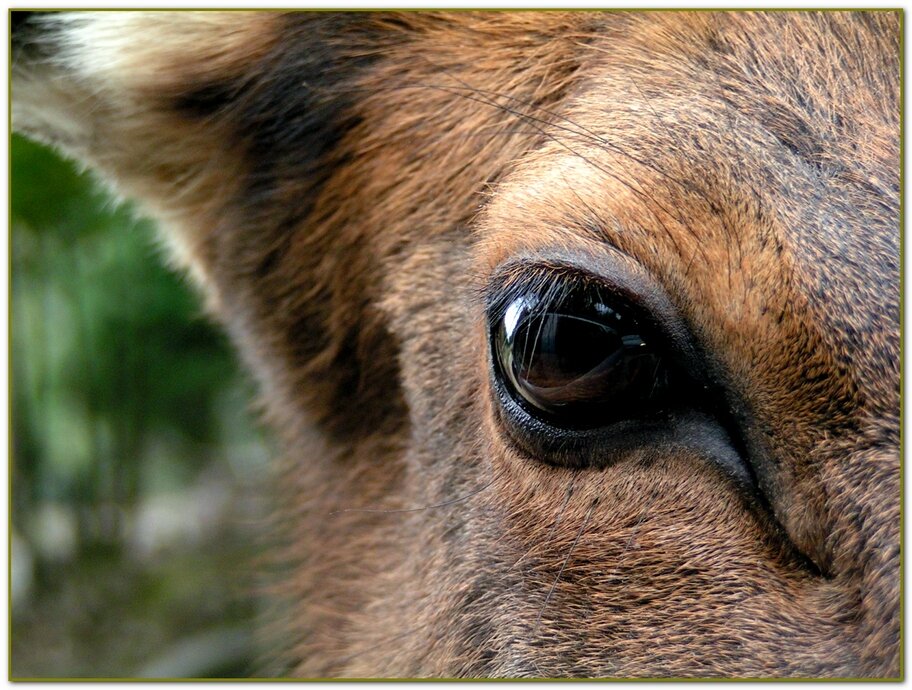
[477,11,898,421]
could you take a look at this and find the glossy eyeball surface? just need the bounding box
[492,286,670,428]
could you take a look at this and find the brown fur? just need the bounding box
[12,11,900,678]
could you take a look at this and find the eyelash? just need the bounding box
[487,264,605,323]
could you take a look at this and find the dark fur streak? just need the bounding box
[196,14,410,444]
[11,11,56,60]
[173,79,241,118]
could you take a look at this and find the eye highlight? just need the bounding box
[489,266,673,429]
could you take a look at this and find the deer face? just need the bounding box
[12,11,899,678]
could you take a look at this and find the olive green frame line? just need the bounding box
[2,6,906,10]
[6,5,905,682]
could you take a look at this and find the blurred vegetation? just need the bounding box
[11,134,272,678]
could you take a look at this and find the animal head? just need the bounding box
[12,10,900,678]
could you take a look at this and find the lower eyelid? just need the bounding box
[492,376,754,492]
[667,416,756,489]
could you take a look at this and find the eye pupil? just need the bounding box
[493,285,669,426]
[516,314,623,387]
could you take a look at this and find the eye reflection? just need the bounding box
[493,284,670,426]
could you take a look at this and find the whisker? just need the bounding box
[534,499,597,633]
[506,477,577,573]
[313,74,699,217]
[307,71,709,266]
[450,91,696,263]
[602,490,659,594]
[530,497,598,678]
[422,72,711,206]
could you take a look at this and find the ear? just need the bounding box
[13,11,410,441]
[12,10,586,444]
[13,11,374,299]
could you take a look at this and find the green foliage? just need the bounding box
[11,133,256,521]
[11,130,265,680]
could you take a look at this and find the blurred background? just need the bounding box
[11,134,273,678]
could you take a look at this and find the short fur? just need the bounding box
[12,11,900,678]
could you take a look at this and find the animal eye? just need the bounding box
[491,279,671,428]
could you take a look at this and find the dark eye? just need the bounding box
[486,263,759,492]
[491,280,671,429]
